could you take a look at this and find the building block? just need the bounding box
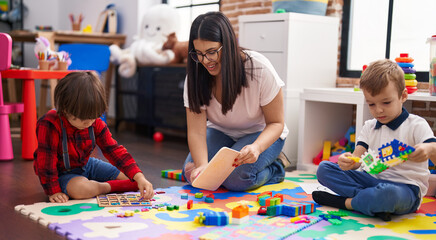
[232,204,249,219]
[195,193,203,198]
[161,169,186,182]
[181,193,188,199]
[205,197,214,203]
[322,141,331,160]
[187,200,193,209]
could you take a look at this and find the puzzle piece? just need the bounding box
[97,193,152,207]
[360,139,415,174]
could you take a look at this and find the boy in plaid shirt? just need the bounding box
[34,72,154,203]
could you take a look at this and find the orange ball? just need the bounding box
[153,132,164,142]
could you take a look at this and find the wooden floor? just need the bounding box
[0,122,189,240]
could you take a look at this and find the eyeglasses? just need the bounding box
[189,46,223,63]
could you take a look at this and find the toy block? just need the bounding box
[266,205,277,216]
[167,205,174,211]
[232,205,249,219]
[205,197,214,203]
[259,191,272,198]
[174,205,179,210]
[195,192,203,198]
[257,194,270,202]
[161,169,186,182]
[181,193,188,199]
[273,193,283,202]
[322,141,331,160]
[232,215,249,225]
[206,194,215,199]
[203,211,229,226]
[258,196,270,206]
[187,199,193,209]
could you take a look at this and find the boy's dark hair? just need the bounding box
[186,11,249,114]
[360,59,405,98]
[54,71,107,119]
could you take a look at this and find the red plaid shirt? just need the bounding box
[34,110,142,195]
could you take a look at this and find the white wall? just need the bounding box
[19,0,160,118]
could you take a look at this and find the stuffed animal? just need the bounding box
[162,32,189,64]
[110,4,180,78]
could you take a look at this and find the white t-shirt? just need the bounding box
[184,50,289,140]
[357,110,435,198]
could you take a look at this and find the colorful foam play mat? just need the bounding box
[15,171,436,240]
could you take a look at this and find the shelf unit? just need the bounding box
[297,87,436,171]
[115,65,187,135]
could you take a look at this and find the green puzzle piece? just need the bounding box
[285,173,317,183]
[41,203,103,216]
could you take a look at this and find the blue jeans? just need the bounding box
[317,161,421,216]
[182,128,285,191]
[58,157,120,196]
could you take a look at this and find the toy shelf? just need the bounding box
[297,87,436,172]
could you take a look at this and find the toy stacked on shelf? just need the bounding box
[395,53,418,94]
[358,139,415,174]
[313,126,356,165]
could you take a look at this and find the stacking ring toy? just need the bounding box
[402,67,416,74]
[395,57,414,63]
[404,73,416,80]
[405,79,418,87]
[406,86,418,94]
[397,62,414,68]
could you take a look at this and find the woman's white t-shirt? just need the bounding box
[184,50,289,140]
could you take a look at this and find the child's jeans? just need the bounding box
[182,128,285,191]
[58,157,120,196]
[317,161,421,216]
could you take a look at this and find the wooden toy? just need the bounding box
[192,147,240,191]
[195,211,229,226]
[96,193,152,207]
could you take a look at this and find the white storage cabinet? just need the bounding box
[238,13,340,166]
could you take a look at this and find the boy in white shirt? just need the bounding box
[313,59,436,221]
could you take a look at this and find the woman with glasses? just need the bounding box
[181,12,289,191]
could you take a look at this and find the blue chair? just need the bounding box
[58,43,110,122]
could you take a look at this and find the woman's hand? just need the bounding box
[338,152,361,171]
[190,164,208,183]
[49,192,69,203]
[233,144,261,166]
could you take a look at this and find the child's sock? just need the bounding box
[312,191,347,210]
[374,212,391,222]
[107,179,138,193]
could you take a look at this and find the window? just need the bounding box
[340,0,436,81]
[164,0,220,41]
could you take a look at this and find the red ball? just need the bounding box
[153,132,164,142]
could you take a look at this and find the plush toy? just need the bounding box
[109,4,180,78]
[162,32,189,64]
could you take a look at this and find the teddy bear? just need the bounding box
[109,4,180,78]
[162,32,189,64]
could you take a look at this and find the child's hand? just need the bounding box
[190,164,207,183]
[134,173,154,200]
[408,143,433,162]
[49,192,69,203]
[338,152,361,171]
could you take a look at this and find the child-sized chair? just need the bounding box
[58,43,111,122]
[0,33,24,160]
